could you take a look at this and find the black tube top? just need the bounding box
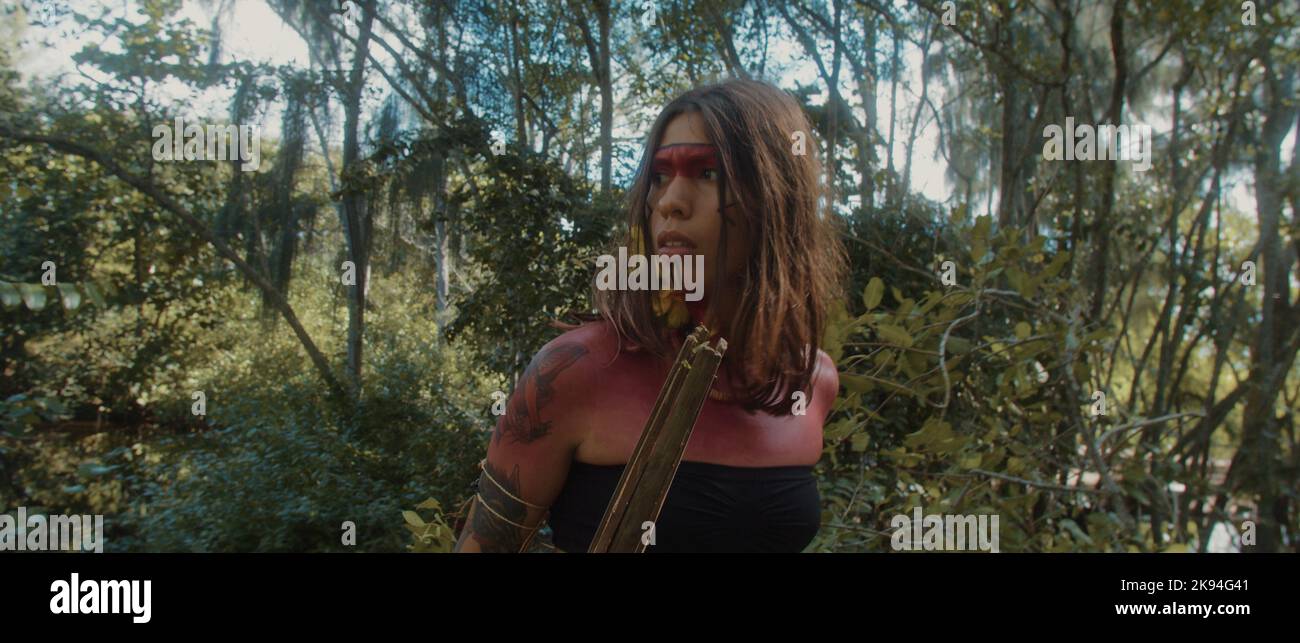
[547,460,821,553]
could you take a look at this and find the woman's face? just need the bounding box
[648,112,749,312]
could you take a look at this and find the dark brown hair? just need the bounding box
[564,77,847,415]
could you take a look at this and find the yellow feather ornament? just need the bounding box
[631,225,693,330]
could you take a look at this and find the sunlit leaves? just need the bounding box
[827,210,1098,552]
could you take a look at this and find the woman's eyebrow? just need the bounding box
[652,144,720,167]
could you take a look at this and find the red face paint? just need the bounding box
[651,144,719,181]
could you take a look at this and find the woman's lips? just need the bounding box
[656,246,697,255]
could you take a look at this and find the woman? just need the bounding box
[454,77,847,553]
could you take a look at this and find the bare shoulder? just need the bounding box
[536,319,622,370]
[814,349,838,387]
[528,320,625,389]
[511,321,621,405]
[550,319,623,365]
[489,323,613,447]
[812,349,839,414]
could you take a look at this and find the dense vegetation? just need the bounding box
[1,0,1296,552]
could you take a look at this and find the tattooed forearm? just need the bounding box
[494,343,588,445]
[463,460,534,553]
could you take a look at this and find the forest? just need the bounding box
[0,0,1296,552]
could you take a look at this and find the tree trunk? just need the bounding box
[903,20,935,204]
[1086,0,1128,320]
[508,1,528,147]
[885,25,900,206]
[0,128,347,402]
[568,0,612,195]
[1229,55,1297,553]
[340,3,377,398]
[826,1,842,207]
[858,11,878,210]
[597,1,612,195]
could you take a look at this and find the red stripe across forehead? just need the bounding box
[651,143,719,177]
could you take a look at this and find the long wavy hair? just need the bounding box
[562,77,847,416]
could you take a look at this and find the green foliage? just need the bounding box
[816,210,1143,552]
[447,149,617,373]
[402,498,459,553]
[2,0,1295,554]
[121,283,495,552]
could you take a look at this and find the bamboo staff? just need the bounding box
[588,324,728,553]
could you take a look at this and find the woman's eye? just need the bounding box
[651,172,667,186]
[700,168,719,180]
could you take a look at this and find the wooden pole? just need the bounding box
[588,324,727,553]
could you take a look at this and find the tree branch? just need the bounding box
[0,127,348,403]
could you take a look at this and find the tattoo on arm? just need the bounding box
[495,343,588,446]
[462,343,586,552]
[467,460,532,553]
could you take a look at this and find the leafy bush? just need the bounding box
[129,302,496,552]
[815,209,1189,552]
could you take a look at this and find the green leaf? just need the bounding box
[1006,457,1025,475]
[822,301,851,362]
[863,277,884,311]
[945,292,974,307]
[876,324,914,348]
[874,377,916,397]
[945,337,972,354]
[1042,252,1069,278]
[904,418,952,450]
[1014,322,1031,339]
[1007,267,1038,298]
[825,419,856,440]
[970,215,991,262]
[1083,328,1111,343]
[840,373,874,393]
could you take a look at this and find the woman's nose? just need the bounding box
[655,178,693,220]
